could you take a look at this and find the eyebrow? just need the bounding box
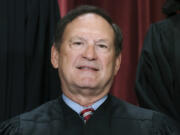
[69,37,110,44]
[70,36,86,41]
[95,39,109,43]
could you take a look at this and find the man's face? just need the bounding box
[51,13,121,96]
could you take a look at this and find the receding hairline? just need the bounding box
[56,12,116,47]
[54,5,123,57]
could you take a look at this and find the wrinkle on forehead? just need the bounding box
[62,13,115,45]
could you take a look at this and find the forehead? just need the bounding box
[63,13,114,39]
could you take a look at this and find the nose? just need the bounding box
[82,44,97,61]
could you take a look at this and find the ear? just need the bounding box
[114,54,121,76]
[51,44,59,69]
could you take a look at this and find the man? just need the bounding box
[0,5,179,135]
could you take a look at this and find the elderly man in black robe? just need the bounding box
[1,5,179,135]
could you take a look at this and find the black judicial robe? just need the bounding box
[0,94,179,135]
[135,14,180,122]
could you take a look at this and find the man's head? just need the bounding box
[51,5,122,104]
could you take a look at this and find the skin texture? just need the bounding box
[51,13,121,106]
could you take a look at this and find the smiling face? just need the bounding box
[51,13,121,98]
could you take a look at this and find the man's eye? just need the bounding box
[98,44,108,48]
[73,42,83,45]
[70,41,85,49]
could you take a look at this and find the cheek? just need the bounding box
[58,52,69,70]
[59,51,79,69]
[101,55,116,72]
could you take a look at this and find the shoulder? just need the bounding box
[0,98,62,134]
[110,95,155,120]
[149,14,180,34]
[141,17,176,60]
[110,95,179,133]
[20,98,63,122]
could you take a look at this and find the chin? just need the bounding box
[77,81,98,89]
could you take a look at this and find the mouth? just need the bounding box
[77,66,99,71]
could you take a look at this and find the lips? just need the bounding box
[77,66,99,71]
